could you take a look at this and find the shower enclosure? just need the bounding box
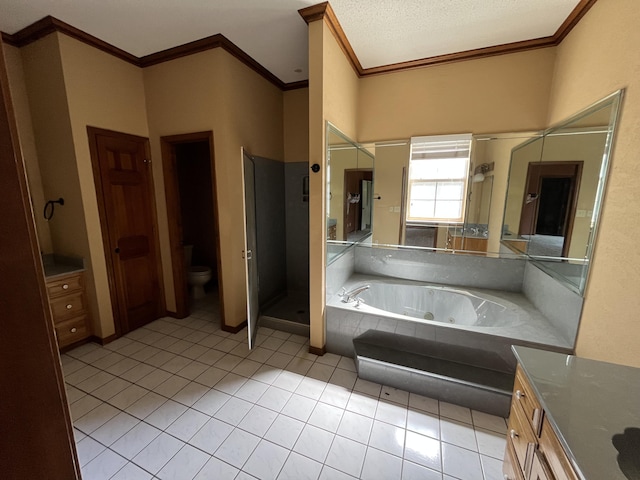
[242,149,310,340]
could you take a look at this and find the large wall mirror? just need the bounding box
[325,90,623,295]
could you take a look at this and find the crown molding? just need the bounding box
[1,16,307,91]
[299,0,599,78]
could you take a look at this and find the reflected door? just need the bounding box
[242,148,260,349]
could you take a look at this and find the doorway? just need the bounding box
[88,127,165,336]
[343,169,373,241]
[161,132,224,323]
[518,161,583,257]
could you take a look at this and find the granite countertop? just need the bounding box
[42,253,85,278]
[513,346,640,480]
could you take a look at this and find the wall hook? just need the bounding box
[44,197,64,220]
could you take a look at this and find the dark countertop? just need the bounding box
[513,346,640,480]
[42,254,85,278]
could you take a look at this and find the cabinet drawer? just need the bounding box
[46,273,83,298]
[508,398,537,476]
[503,438,525,480]
[55,316,89,348]
[539,418,579,480]
[50,292,86,322]
[514,365,542,434]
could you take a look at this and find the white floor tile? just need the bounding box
[257,386,292,412]
[353,378,382,398]
[215,353,245,371]
[308,401,344,433]
[264,414,305,449]
[91,411,140,446]
[76,370,116,393]
[265,351,293,369]
[194,365,227,387]
[471,410,507,434]
[401,460,443,480]
[193,456,239,480]
[404,430,442,471]
[328,369,357,390]
[106,357,141,377]
[111,422,162,459]
[375,400,408,428]
[133,367,172,390]
[192,388,231,416]
[243,439,289,480]
[214,396,253,425]
[409,393,439,415]
[252,364,283,385]
[145,399,188,430]
[92,377,133,401]
[75,402,120,434]
[293,424,335,463]
[281,393,317,422]
[214,428,260,469]
[325,435,367,478]
[235,379,270,403]
[172,381,209,407]
[125,391,167,420]
[273,370,304,392]
[214,372,248,395]
[319,384,351,409]
[346,392,378,418]
[360,447,403,480]
[70,394,102,421]
[109,384,149,410]
[233,358,263,378]
[316,353,341,367]
[132,432,185,474]
[368,420,405,457]
[238,405,279,437]
[440,418,477,451]
[336,356,356,372]
[336,411,373,444]
[380,386,410,406]
[76,436,106,467]
[295,376,327,400]
[161,354,194,374]
[441,443,483,480]
[285,357,314,376]
[481,454,505,480]
[110,461,154,480]
[277,452,322,480]
[188,417,234,454]
[154,375,191,398]
[475,428,506,459]
[306,363,335,382]
[196,348,226,366]
[439,402,472,424]
[407,408,440,439]
[318,466,357,480]
[81,448,128,480]
[156,444,211,480]
[165,408,210,442]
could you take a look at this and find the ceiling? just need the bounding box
[0,0,582,84]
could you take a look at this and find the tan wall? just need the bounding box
[144,48,284,328]
[371,143,409,245]
[284,88,309,162]
[58,34,150,338]
[546,0,640,367]
[3,44,53,253]
[358,48,556,142]
[328,147,358,241]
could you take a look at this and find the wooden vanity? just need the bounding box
[45,270,91,349]
[504,365,578,480]
[506,346,640,480]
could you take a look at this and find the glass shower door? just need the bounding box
[242,148,260,349]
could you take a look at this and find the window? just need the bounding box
[407,134,472,223]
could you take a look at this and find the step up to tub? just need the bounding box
[353,331,514,417]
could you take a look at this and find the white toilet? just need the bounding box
[183,245,212,300]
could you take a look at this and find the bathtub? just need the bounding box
[352,281,525,328]
[326,274,571,416]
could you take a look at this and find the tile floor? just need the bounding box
[63,295,508,480]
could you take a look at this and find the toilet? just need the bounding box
[183,245,212,300]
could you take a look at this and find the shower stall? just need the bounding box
[243,151,310,338]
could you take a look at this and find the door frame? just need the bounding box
[519,161,583,257]
[160,131,226,324]
[87,126,166,337]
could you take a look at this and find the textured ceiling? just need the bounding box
[0,0,581,83]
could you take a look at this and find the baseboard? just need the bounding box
[309,345,326,356]
[90,334,117,346]
[221,320,247,334]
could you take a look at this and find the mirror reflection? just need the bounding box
[325,90,622,295]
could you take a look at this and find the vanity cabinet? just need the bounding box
[46,271,91,349]
[446,231,488,252]
[504,366,579,480]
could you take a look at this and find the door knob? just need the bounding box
[115,247,120,254]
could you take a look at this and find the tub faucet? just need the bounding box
[341,284,370,303]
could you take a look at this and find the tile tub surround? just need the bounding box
[354,245,526,292]
[326,243,356,297]
[63,296,509,480]
[522,262,583,347]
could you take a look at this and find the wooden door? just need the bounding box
[88,127,164,335]
[0,39,80,479]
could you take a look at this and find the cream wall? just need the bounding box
[58,34,150,338]
[546,0,640,367]
[328,147,358,241]
[357,48,557,142]
[3,43,53,253]
[284,88,309,162]
[144,48,284,328]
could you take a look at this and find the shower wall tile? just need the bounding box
[284,163,309,294]
[355,245,525,292]
[325,246,355,298]
[522,262,583,347]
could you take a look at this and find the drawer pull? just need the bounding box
[515,389,525,400]
[510,429,519,439]
[62,284,69,290]
[66,304,73,310]
[70,327,77,333]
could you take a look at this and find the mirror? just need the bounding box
[325,90,623,294]
[502,90,623,293]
